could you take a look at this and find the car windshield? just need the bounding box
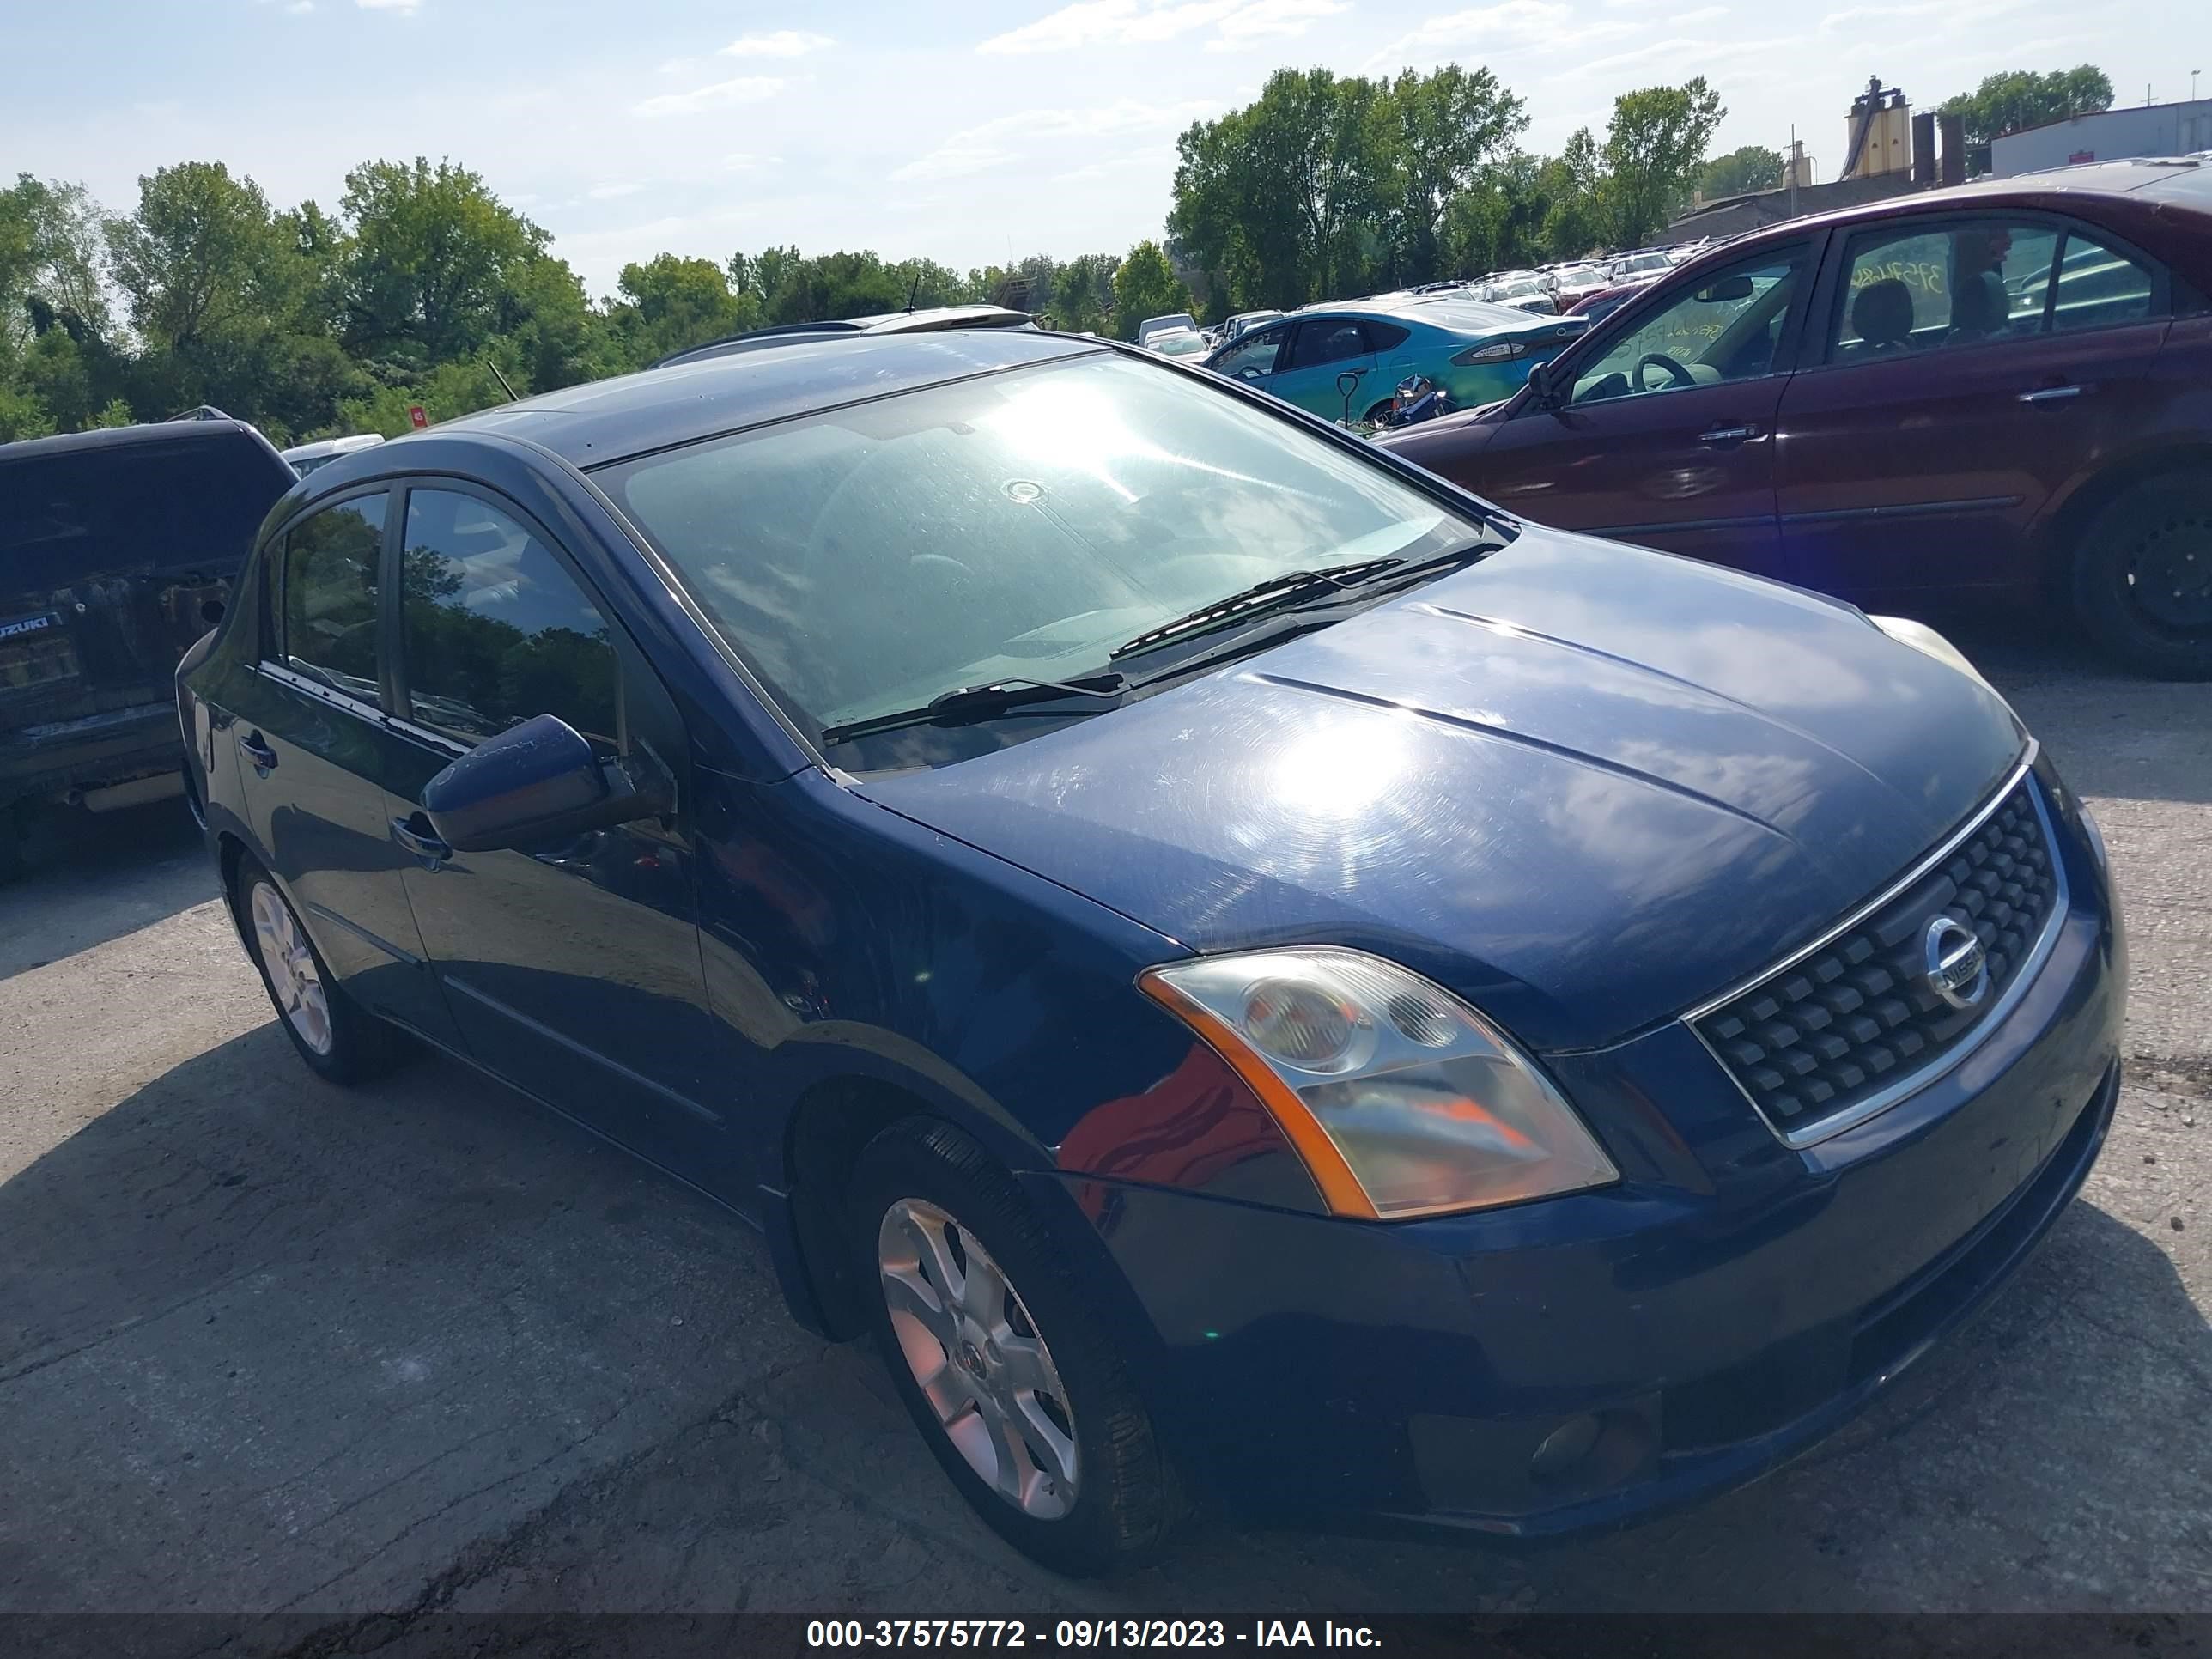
[598,352,1480,745]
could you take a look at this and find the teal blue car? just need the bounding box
[1202,295,1587,424]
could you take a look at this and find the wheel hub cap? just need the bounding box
[249,882,334,1057]
[878,1197,1079,1519]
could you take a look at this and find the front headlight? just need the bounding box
[1869,614,2001,696]
[1139,947,1618,1219]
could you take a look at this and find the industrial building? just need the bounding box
[1671,76,1962,241]
[1992,100,2212,175]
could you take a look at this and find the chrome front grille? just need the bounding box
[1692,763,2065,1145]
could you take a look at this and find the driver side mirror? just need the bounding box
[422,713,671,854]
[1694,276,1754,303]
[1527,359,1570,411]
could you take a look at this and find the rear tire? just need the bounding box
[2070,475,2212,680]
[230,854,407,1085]
[848,1117,1180,1576]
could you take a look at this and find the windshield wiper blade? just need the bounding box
[818,672,1127,748]
[1109,559,1401,660]
[1342,538,1507,592]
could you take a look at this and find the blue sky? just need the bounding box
[5,0,2205,298]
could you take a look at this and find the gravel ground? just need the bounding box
[0,611,2205,1641]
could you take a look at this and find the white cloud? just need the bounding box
[1050,145,1177,183]
[587,182,645,199]
[1566,32,1779,76]
[285,1,314,12]
[1369,0,1572,65]
[981,0,1243,53]
[720,30,836,58]
[632,75,794,118]
[1211,0,1351,46]
[891,99,1214,182]
[722,153,783,172]
[356,0,419,10]
[1669,3,1726,19]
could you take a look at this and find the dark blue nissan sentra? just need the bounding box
[178,329,2124,1575]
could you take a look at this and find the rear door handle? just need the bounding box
[1699,424,1759,445]
[238,732,276,774]
[390,815,453,869]
[2017,384,2086,404]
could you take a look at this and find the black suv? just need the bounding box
[1,415,296,873]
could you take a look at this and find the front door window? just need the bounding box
[1571,250,1808,403]
[1212,325,1286,380]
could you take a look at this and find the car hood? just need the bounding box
[855,531,2025,1053]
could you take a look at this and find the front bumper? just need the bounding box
[1040,787,2124,1538]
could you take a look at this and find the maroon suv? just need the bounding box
[1382,160,2212,677]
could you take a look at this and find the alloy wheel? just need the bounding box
[877,1196,1079,1519]
[249,880,334,1056]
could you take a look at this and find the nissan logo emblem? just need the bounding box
[1923,915,1990,1012]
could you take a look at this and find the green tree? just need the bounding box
[1939,65,2113,175]
[104,161,287,351]
[1537,129,1607,259]
[1386,65,1528,283]
[1700,143,1784,199]
[1602,77,1726,247]
[611,252,751,364]
[1111,242,1193,340]
[2,175,112,349]
[337,157,547,362]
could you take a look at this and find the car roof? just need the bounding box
[653,305,1032,368]
[0,416,266,467]
[1684,158,2210,261]
[439,329,1105,468]
[1310,294,1564,332]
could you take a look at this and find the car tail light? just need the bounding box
[1452,341,1527,365]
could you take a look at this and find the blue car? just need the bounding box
[179,329,2124,1575]
[1204,294,1586,424]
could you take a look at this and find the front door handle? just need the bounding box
[1699,424,1759,445]
[390,814,453,869]
[2017,384,2086,404]
[238,732,276,774]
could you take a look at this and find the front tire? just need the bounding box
[848,1118,1179,1576]
[2070,475,2212,679]
[231,855,406,1084]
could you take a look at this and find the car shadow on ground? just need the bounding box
[0,798,214,981]
[3,1018,2204,1620]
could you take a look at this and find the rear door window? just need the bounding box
[278,495,386,705]
[1286,320,1370,371]
[1364,322,1412,351]
[0,433,289,590]
[2048,228,2156,333]
[1829,220,2062,359]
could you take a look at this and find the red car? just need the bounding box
[1382,160,2212,677]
